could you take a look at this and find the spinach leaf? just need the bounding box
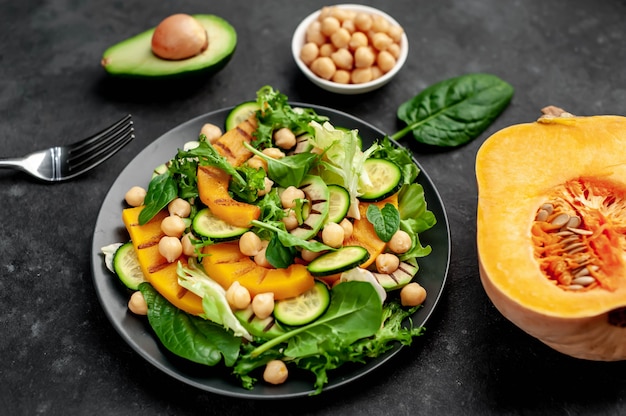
[366,203,400,242]
[392,73,514,147]
[138,172,177,225]
[248,281,383,357]
[139,283,241,367]
[244,142,318,188]
[265,232,297,269]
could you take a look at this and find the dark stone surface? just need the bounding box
[2,0,626,414]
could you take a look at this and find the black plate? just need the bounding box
[90,104,450,399]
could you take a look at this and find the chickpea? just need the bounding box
[341,19,355,33]
[349,31,369,51]
[400,282,427,307]
[254,241,273,268]
[128,291,148,315]
[310,56,336,80]
[320,16,341,37]
[354,46,376,68]
[252,292,275,319]
[167,198,191,218]
[330,7,353,22]
[387,42,401,59]
[371,65,383,80]
[377,50,396,73]
[159,236,183,263]
[371,15,390,33]
[181,232,197,257]
[125,186,146,207]
[239,231,263,257]
[371,32,393,51]
[273,128,297,149]
[257,176,274,197]
[332,69,351,84]
[351,67,373,84]
[262,147,285,160]
[306,21,326,46]
[339,218,354,240]
[354,12,373,31]
[280,186,305,209]
[161,215,186,238]
[226,281,252,310]
[322,222,345,248]
[330,28,351,49]
[318,6,333,21]
[247,155,267,171]
[331,48,354,70]
[388,230,412,254]
[300,42,319,66]
[387,25,404,43]
[319,43,336,57]
[200,123,222,143]
[263,360,288,385]
[376,253,400,274]
[281,209,299,231]
[301,247,323,262]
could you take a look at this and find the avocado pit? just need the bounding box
[151,13,208,60]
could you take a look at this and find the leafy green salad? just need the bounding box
[102,86,437,395]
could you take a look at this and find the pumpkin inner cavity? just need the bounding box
[532,178,626,292]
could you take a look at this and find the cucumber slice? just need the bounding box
[225,101,260,131]
[273,281,330,326]
[359,158,403,202]
[234,305,286,339]
[307,246,370,277]
[113,242,146,290]
[327,184,350,223]
[289,175,330,240]
[372,261,419,291]
[192,207,248,240]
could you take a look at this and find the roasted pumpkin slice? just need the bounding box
[202,241,315,299]
[197,165,261,228]
[476,109,626,361]
[122,206,204,315]
[345,193,399,269]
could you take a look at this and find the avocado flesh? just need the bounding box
[102,14,236,78]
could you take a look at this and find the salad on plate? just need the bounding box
[101,86,437,394]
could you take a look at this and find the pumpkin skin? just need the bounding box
[476,113,626,361]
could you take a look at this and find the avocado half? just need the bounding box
[101,14,237,79]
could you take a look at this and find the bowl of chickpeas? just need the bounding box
[292,4,408,94]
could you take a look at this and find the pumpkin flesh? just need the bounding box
[476,115,626,360]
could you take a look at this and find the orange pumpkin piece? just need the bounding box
[122,206,204,315]
[211,115,257,167]
[345,193,399,269]
[197,165,261,228]
[476,110,626,361]
[202,241,315,300]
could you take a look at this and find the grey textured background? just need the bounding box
[1,0,626,415]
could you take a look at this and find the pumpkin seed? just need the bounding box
[541,203,554,214]
[536,209,550,222]
[571,276,596,286]
[565,215,581,228]
[567,284,585,290]
[568,227,593,235]
[551,213,570,227]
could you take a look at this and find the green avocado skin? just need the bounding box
[101,14,237,79]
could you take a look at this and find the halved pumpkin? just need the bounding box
[476,109,626,361]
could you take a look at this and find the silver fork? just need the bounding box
[0,114,135,182]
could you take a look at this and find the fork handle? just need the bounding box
[0,158,26,171]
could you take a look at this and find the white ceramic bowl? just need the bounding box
[291,4,408,95]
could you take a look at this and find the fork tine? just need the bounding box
[68,114,133,153]
[66,116,135,176]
